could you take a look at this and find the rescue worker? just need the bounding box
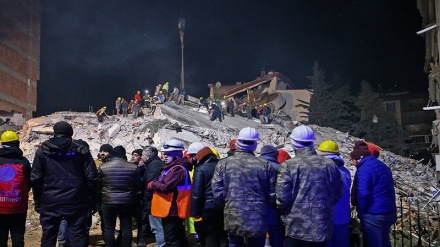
[199,97,209,111]
[135,91,143,106]
[150,96,159,115]
[227,98,235,117]
[155,84,162,96]
[210,103,222,122]
[261,103,270,124]
[31,121,100,247]
[115,97,122,116]
[147,140,192,246]
[226,139,236,157]
[131,100,140,119]
[212,127,276,247]
[317,140,351,247]
[0,130,31,247]
[143,93,151,109]
[162,82,169,101]
[276,125,342,247]
[121,99,129,117]
[170,87,179,101]
[157,91,165,104]
[96,106,109,123]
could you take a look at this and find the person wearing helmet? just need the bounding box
[212,127,276,247]
[191,147,228,247]
[227,98,235,117]
[131,100,141,119]
[276,125,342,246]
[137,146,165,247]
[147,140,192,246]
[350,141,396,247]
[96,106,109,123]
[227,139,236,157]
[199,97,209,112]
[187,142,206,165]
[317,140,351,247]
[261,103,271,124]
[0,130,31,247]
[121,98,129,117]
[115,97,122,116]
[155,84,162,96]
[210,102,222,122]
[210,147,220,159]
[162,82,169,101]
[157,91,165,104]
[31,121,99,247]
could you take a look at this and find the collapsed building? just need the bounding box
[8,100,440,245]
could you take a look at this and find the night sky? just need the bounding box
[35,0,427,116]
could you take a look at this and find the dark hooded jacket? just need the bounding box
[0,145,31,214]
[190,154,219,217]
[31,137,99,210]
[149,157,192,217]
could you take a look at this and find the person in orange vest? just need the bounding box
[147,140,192,246]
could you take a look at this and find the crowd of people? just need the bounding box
[0,122,396,247]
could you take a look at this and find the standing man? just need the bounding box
[317,140,351,247]
[115,97,122,116]
[0,130,31,247]
[99,146,141,247]
[212,127,276,247]
[191,146,229,247]
[227,98,235,117]
[31,121,100,247]
[147,140,192,247]
[138,146,165,247]
[350,141,397,247]
[162,82,169,101]
[135,91,143,106]
[276,125,342,247]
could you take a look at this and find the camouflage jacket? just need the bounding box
[212,151,276,237]
[276,147,343,242]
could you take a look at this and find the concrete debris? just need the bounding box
[13,102,440,244]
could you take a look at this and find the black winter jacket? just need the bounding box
[142,156,165,208]
[190,155,220,217]
[99,157,141,205]
[31,137,99,210]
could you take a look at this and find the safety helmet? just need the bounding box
[318,140,339,153]
[290,125,315,142]
[263,103,267,106]
[137,91,140,94]
[237,127,260,141]
[1,130,19,143]
[187,142,206,154]
[200,97,203,100]
[160,139,185,152]
[210,148,220,159]
[229,139,237,150]
[117,97,121,100]
[103,106,107,109]
[159,91,163,94]
[165,82,169,84]
[159,84,162,86]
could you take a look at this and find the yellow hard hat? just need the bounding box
[264,103,267,106]
[1,130,19,143]
[159,91,163,94]
[318,140,339,153]
[117,97,121,100]
[165,82,169,84]
[137,91,140,94]
[200,97,203,100]
[103,106,107,109]
[210,147,220,159]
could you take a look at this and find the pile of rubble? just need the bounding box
[15,101,440,245]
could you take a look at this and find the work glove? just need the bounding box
[192,216,203,222]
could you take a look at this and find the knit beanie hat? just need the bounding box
[260,145,279,159]
[53,121,73,138]
[350,141,372,160]
[111,146,127,160]
[366,142,380,158]
[99,144,113,153]
[196,147,213,161]
[132,149,143,156]
[278,149,292,163]
[229,139,237,150]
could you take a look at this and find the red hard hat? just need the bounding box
[229,139,237,150]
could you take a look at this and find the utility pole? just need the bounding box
[178,18,185,90]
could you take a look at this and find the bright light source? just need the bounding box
[145,90,149,93]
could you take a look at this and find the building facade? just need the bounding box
[0,0,40,119]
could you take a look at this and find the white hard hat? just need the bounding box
[237,127,260,141]
[160,139,185,152]
[187,142,206,155]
